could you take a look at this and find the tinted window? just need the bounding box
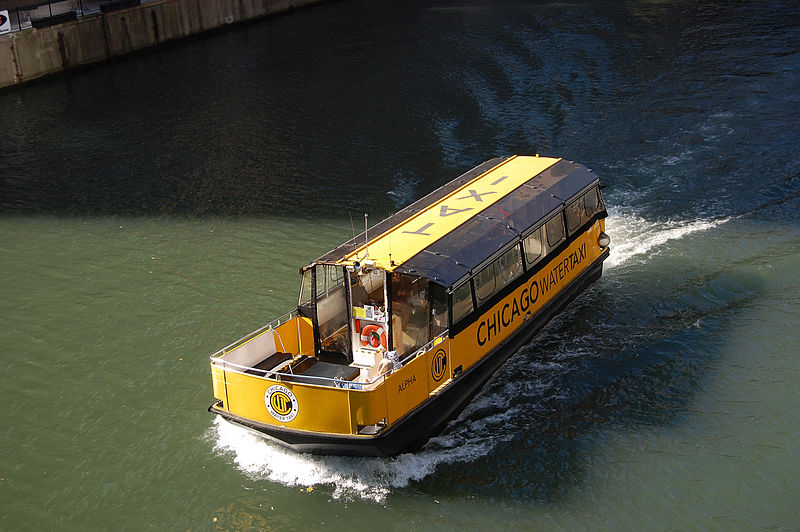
[391,274,430,356]
[475,246,523,303]
[430,283,449,337]
[497,245,523,284]
[523,227,544,267]
[566,196,587,233]
[546,214,565,248]
[584,186,600,215]
[474,265,496,302]
[451,283,474,324]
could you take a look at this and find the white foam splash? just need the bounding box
[211,415,495,503]
[604,212,729,269]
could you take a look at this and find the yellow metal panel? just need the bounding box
[426,338,452,393]
[223,372,355,434]
[296,316,315,356]
[273,318,300,354]
[384,354,429,423]
[343,156,561,269]
[349,386,388,427]
[211,364,226,404]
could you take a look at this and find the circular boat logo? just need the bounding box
[431,349,447,382]
[265,385,299,422]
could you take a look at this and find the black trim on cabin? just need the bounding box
[209,251,608,457]
[448,209,607,338]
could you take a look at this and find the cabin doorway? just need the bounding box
[349,267,388,366]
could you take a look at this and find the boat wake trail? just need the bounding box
[210,357,563,502]
[210,415,496,502]
[604,210,730,269]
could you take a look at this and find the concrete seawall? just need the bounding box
[0,0,323,89]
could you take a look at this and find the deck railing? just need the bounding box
[209,309,298,361]
[211,322,448,390]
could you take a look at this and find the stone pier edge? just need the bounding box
[0,0,326,89]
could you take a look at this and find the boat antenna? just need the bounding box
[364,213,369,259]
[348,211,356,243]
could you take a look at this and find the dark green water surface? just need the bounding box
[1,0,799,529]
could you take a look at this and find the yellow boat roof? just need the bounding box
[316,155,601,286]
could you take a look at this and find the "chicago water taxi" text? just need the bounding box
[477,242,587,346]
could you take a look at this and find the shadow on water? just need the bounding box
[4,0,796,220]
[412,241,769,504]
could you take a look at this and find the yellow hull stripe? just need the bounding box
[343,155,561,270]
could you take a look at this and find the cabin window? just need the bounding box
[566,186,605,234]
[545,214,565,249]
[350,268,385,309]
[451,283,474,324]
[474,264,496,302]
[566,196,587,233]
[430,282,449,338]
[584,186,604,217]
[391,274,431,356]
[475,246,523,303]
[316,264,346,298]
[498,245,523,284]
[299,268,313,306]
[523,227,544,267]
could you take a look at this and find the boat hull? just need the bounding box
[210,252,607,456]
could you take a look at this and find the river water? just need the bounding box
[2,0,799,529]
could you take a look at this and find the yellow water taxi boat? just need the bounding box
[209,155,610,456]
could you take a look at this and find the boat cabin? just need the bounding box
[209,155,609,456]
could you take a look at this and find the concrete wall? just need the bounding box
[0,0,322,89]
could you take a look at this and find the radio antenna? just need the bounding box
[364,213,369,259]
[348,211,356,243]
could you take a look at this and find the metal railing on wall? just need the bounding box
[2,0,142,32]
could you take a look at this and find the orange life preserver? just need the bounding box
[360,324,387,349]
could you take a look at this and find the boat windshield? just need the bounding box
[299,264,350,357]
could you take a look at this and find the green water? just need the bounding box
[0,217,346,529]
[2,0,800,529]
[2,214,798,529]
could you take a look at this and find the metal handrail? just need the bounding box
[209,309,298,360]
[211,329,451,388]
[398,330,449,365]
[212,358,384,388]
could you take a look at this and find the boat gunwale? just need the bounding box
[211,329,450,389]
[209,309,299,361]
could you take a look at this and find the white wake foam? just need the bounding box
[210,415,496,503]
[604,211,729,269]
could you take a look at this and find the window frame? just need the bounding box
[450,281,475,326]
[522,226,544,268]
[545,212,566,249]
